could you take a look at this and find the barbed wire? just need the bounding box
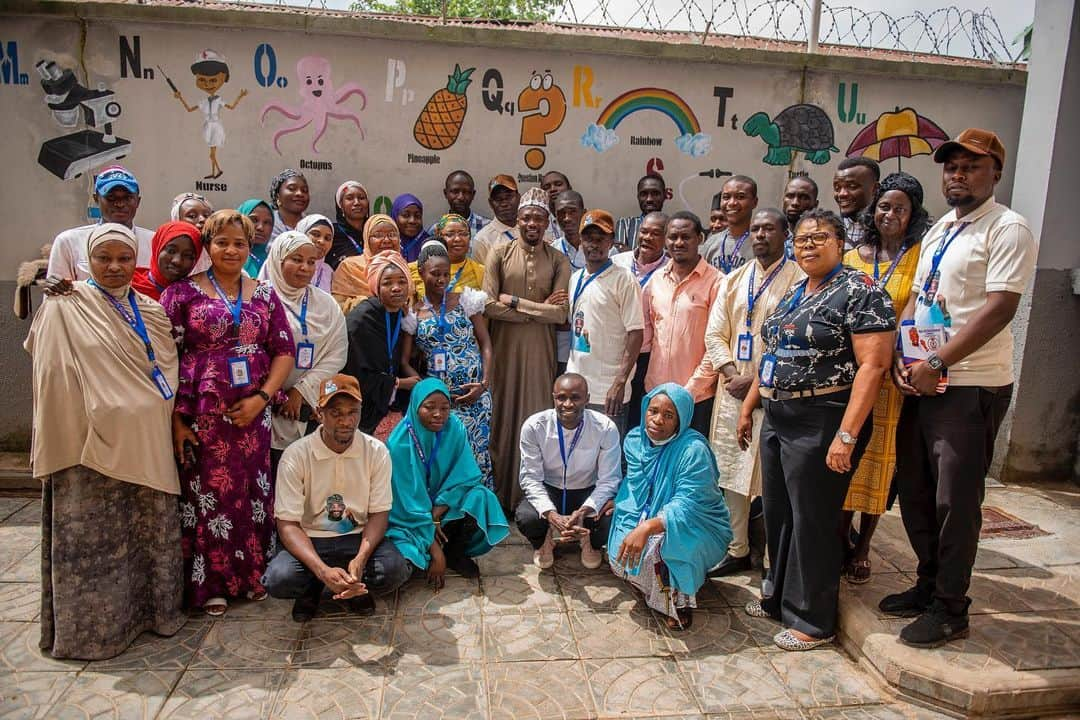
[254,0,1020,63]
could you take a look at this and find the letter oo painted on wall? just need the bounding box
[518,70,567,170]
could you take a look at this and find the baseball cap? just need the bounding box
[579,209,615,235]
[317,374,363,408]
[94,166,139,196]
[488,174,518,195]
[933,128,1006,169]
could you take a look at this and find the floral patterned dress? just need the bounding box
[403,288,494,489]
[162,279,295,607]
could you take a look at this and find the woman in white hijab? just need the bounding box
[260,214,334,294]
[264,231,348,468]
[24,223,185,660]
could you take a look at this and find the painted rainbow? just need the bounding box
[596,88,702,136]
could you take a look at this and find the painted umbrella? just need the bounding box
[845,107,949,171]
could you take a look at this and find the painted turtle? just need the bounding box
[743,104,838,165]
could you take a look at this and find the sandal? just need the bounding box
[204,598,228,617]
[744,600,774,620]
[665,608,693,631]
[773,629,834,651]
[846,558,872,585]
[248,589,269,602]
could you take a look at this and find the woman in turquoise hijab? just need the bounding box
[385,378,509,589]
[608,383,731,630]
[237,198,274,277]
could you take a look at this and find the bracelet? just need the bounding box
[433,520,441,525]
[254,390,271,404]
[509,295,519,310]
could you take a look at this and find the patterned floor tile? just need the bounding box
[475,543,537,576]
[678,648,797,712]
[568,609,671,659]
[214,596,311,621]
[480,572,566,616]
[86,620,211,672]
[291,616,395,668]
[551,545,612,575]
[704,710,804,720]
[708,572,764,608]
[502,526,532,546]
[381,662,486,719]
[43,669,179,719]
[662,608,759,657]
[556,571,643,613]
[805,703,953,719]
[0,621,86,672]
[158,669,285,719]
[585,656,700,716]
[2,501,41,527]
[270,667,382,719]
[0,670,78,719]
[484,610,578,662]
[0,498,29,524]
[486,659,595,720]
[188,620,304,669]
[0,548,39,582]
[971,568,1080,612]
[0,539,37,579]
[0,582,39,622]
[396,577,481,617]
[767,647,883,708]
[390,612,484,665]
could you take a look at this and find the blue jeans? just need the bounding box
[263,533,411,599]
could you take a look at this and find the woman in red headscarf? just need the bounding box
[131,221,203,301]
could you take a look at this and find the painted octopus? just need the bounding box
[260,56,367,154]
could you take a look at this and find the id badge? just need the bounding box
[295,342,315,370]
[638,509,649,525]
[228,356,251,387]
[431,350,447,373]
[150,367,174,400]
[737,333,753,362]
[759,353,777,388]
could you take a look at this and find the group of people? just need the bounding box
[28,125,1036,661]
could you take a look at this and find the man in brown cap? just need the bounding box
[882,128,1038,647]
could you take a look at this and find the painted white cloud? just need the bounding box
[580,123,620,153]
[675,132,712,157]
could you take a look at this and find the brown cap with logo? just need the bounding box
[317,374,363,408]
[933,128,1006,169]
[579,209,615,235]
[488,174,518,195]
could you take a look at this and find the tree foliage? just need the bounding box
[350,0,560,22]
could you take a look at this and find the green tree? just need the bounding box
[351,0,560,22]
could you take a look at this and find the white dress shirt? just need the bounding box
[47,223,153,281]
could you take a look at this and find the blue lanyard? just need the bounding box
[783,263,843,318]
[920,222,969,298]
[286,288,310,340]
[633,256,667,287]
[501,229,515,242]
[745,258,787,330]
[336,223,363,255]
[873,246,908,288]
[557,419,585,514]
[405,419,442,500]
[720,230,750,274]
[87,280,159,366]
[640,445,670,520]
[149,274,167,293]
[423,293,451,341]
[446,263,466,292]
[401,235,422,259]
[384,310,402,373]
[571,260,612,316]
[561,238,583,270]
[207,269,243,337]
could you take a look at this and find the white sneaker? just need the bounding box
[533,529,555,569]
[579,535,603,570]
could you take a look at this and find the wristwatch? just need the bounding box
[254,390,271,404]
[837,430,857,446]
[509,296,520,310]
[926,353,946,372]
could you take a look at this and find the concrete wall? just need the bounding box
[0,0,1027,448]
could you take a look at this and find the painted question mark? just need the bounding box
[517,71,567,171]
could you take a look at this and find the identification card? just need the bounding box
[431,349,447,373]
[150,367,174,400]
[228,356,251,387]
[759,353,777,387]
[638,509,649,525]
[295,342,315,370]
[737,333,753,362]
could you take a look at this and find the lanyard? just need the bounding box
[446,263,466,292]
[557,419,586,514]
[423,293,451,340]
[286,288,310,340]
[571,260,612,316]
[87,280,159,366]
[401,235,422,259]
[561,238,583,270]
[720,230,750,274]
[639,445,670,520]
[782,263,843,318]
[501,229,515,242]
[405,419,442,500]
[149,273,167,293]
[633,256,667,287]
[920,222,970,298]
[384,310,402,373]
[207,269,243,337]
[336,223,363,255]
[745,258,787,331]
[873,246,908,288]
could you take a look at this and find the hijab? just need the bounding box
[286,214,333,293]
[391,193,425,262]
[366,249,413,298]
[170,192,211,221]
[131,221,202,301]
[384,378,508,569]
[238,198,273,277]
[329,181,368,269]
[607,383,731,595]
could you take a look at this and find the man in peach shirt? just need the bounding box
[643,210,721,434]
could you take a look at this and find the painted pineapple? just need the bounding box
[413,64,475,150]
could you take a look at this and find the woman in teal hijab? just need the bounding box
[608,383,731,630]
[237,198,274,277]
[385,378,509,589]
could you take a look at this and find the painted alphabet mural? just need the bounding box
[582,88,711,158]
[846,107,949,171]
[743,104,838,165]
[413,64,474,150]
[165,50,248,179]
[518,70,567,170]
[260,56,367,154]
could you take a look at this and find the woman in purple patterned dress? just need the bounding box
[163,209,295,616]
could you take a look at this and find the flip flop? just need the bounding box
[773,629,834,651]
[204,598,228,617]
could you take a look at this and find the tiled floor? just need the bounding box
[0,487,1072,719]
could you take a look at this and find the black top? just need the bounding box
[344,296,405,433]
[327,215,365,270]
[760,265,895,391]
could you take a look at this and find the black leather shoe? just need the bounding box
[878,586,932,618]
[899,601,969,648]
[447,553,481,578]
[346,593,376,616]
[708,553,752,577]
[291,594,320,622]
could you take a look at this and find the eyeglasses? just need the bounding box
[791,232,835,248]
[369,231,398,241]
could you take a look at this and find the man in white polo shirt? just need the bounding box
[263,374,411,622]
[566,209,644,436]
[882,129,1037,648]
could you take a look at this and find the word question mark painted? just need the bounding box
[518,71,566,170]
[254,44,288,88]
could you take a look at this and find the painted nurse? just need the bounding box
[171,49,248,179]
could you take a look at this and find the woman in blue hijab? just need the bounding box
[385,378,508,589]
[608,383,731,630]
[391,193,426,263]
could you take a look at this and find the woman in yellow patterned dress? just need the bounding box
[842,172,930,584]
